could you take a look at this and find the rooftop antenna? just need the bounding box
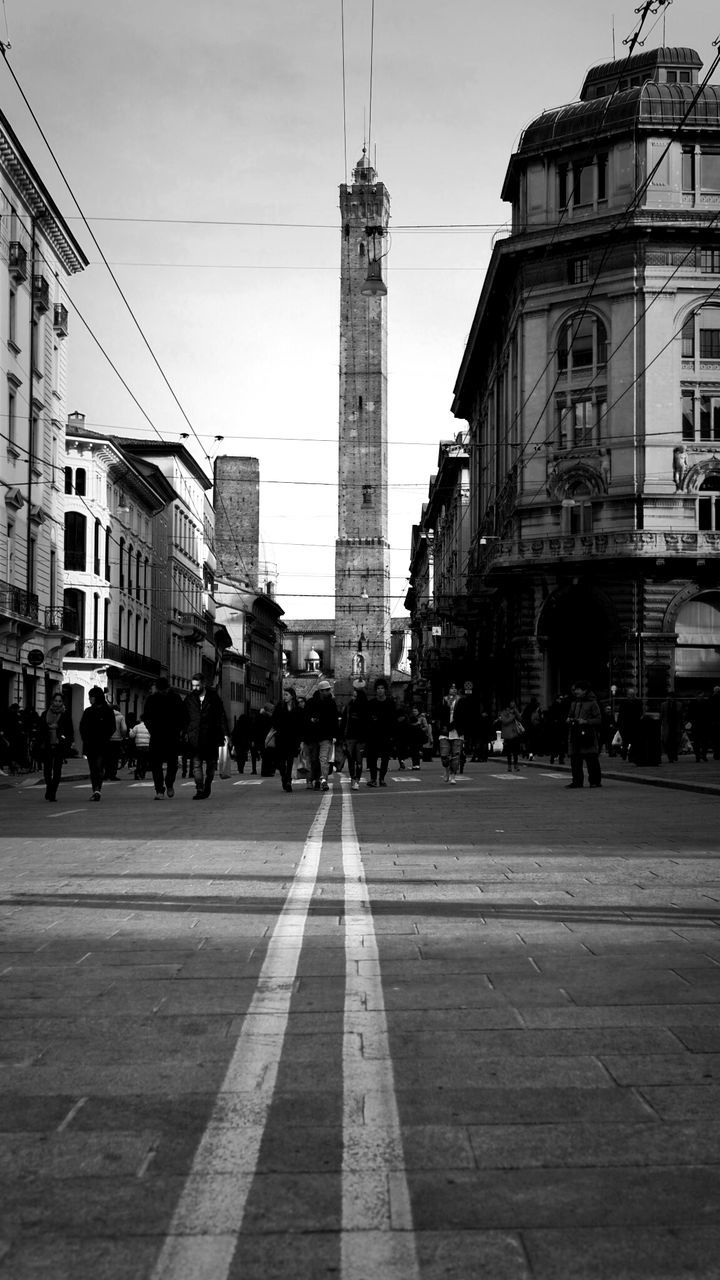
[612,14,616,59]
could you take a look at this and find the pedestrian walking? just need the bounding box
[496,701,524,773]
[437,683,472,783]
[36,692,74,801]
[143,677,187,798]
[230,711,255,774]
[303,680,340,792]
[341,679,370,789]
[566,679,603,789]
[103,703,127,780]
[269,687,303,792]
[128,716,151,779]
[79,687,116,801]
[184,673,229,800]
[365,678,397,787]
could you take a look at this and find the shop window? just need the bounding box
[698,475,720,530]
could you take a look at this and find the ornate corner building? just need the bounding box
[447,44,720,706]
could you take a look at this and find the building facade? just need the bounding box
[334,150,391,697]
[0,107,87,716]
[61,416,170,733]
[446,44,720,709]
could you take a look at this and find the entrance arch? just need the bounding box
[538,584,615,698]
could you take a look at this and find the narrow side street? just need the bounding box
[1,764,719,1279]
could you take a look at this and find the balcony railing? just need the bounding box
[178,611,214,642]
[71,638,161,676]
[8,241,28,281]
[53,303,69,337]
[32,274,50,313]
[44,606,79,634]
[0,580,39,622]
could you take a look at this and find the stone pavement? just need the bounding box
[1,764,719,1278]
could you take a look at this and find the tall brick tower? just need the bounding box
[334,150,391,697]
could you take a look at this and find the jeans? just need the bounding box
[366,744,390,784]
[43,747,64,797]
[440,737,463,775]
[345,739,365,781]
[149,745,179,794]
[86,751,105,793]
[191,754,217,795]
[570,752,602,786]
[307,740,333,784]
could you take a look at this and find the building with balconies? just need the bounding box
[405,434,471,705]
[0,105,88,714]
[450,43,720,708]
[61,415,175,735]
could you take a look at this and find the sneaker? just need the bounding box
[379,779,387,787]
[449,775,456,784]
[166,786,174,799]
[90,791,101,802]
[192,792,206,800]
[320,779,329,792]
[411,765,420,770]
[351,780,359,791]
[366,780,377,788]
[154,792,164,800]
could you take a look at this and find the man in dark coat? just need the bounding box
[79,687,116,801]
[143,677,187,799]
[183,672,229,799]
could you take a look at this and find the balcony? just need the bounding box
[32,274,50,314]
[0,580,39,623]
[53,303,69,337]
[0,580,40,642]
[70,638,161,677]
[8,241,28,282]
[44,606,79,635]
[178,611,214,643]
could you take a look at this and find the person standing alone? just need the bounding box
[80,688,116,801]
[566,680,603,789]
[36,692,74,801]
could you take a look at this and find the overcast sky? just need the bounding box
[7,0,717,619]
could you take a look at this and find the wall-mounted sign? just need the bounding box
[26,649,45,667]
[431,626,442,637]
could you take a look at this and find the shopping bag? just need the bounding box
[218,742,232,780]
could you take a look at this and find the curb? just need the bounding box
[525,758,720,798]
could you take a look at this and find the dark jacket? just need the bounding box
[184,688,228,755]
[35,708,75,758]
[340,692,371,741]
[303,692,340,743]
[567,692,602,756]
[366,694,397,746]
[270,702,303,753]
[143,689,187,745]
[79,699,116,753]
[437,694,473,738]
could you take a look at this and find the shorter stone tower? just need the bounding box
[213,456,259,588]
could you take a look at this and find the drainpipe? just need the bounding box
[25,212,38,601]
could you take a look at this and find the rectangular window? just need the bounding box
[558,164,568,209]
[569,502,593,535]
[597,154,608,201]
[569,257,589,284]
[8,287,16,345]
[8,385,16,445]
[699,394,720,441]
[701,249,720,273]
[699,496,713,530]
[682,148,696,194]
[682,319,695,358]
[701,150,720,194]
[699,329,720,360]
[574,162,594,206]
[682,389,695,440]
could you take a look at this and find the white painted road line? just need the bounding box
[149,793,332,1280]
[341,783,420,1280]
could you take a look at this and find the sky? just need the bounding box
[6,0,718,621]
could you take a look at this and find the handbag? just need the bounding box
[264,728,277,751]
[514,719,525,736]
[218,742,232,780]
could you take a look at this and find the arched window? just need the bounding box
[675,593,720,681]
[105,527,111,580]
[64,466,73,495]
[127,545,133,595]
[118,537,125,589]
[562,479,594,535]
[556,312,608,448]
[64,511,87,571]
[136,550,142,600]
[75,468,86,496]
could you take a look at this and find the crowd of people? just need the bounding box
[5,675,720,803]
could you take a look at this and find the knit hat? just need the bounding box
[317,679,332,691]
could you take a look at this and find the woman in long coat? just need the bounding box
[270,687,303,792]
[36,692,74,801]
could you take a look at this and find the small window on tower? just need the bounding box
[362,484,373,506]
[358,242,365,257]
[358,395,363,410]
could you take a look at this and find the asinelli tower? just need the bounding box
[334,149,391,697]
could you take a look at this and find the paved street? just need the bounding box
[1,761,720,1279]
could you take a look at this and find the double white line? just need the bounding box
[151,784,419,1280]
